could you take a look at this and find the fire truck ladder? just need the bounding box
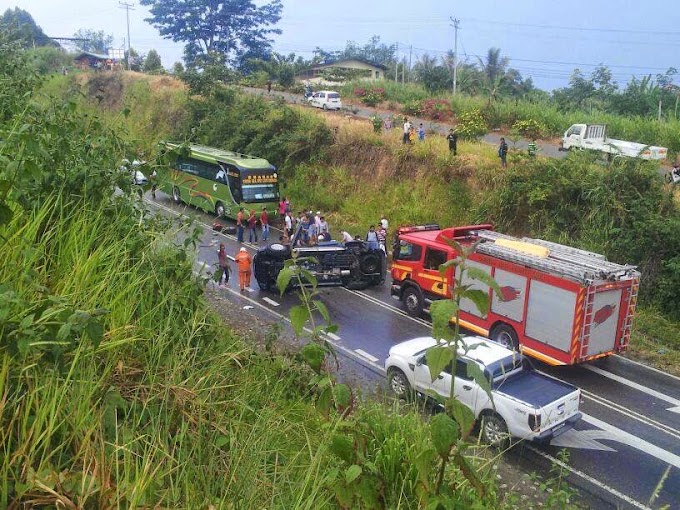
[619,278,639,350]
[472,230,638,283]
[579,284,598,359]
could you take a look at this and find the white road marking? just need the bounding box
[584,364,680,414]
[613,354,680,383]
[262,297,280,307]
[326,332,341,341]
[526,445,652,510]
[581,389,680,440]
[355,349,379,363]
[549,428,616,451]
[581,412,680,470]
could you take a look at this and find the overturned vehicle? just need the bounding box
[253,225,387,291]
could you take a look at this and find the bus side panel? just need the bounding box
[456,260,491,318]
[525,280,576,353]
[490,268,527,324]
[586,287,623,356]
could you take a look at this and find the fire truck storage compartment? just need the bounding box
[588,287,623,356]
[525,281,577,353]
[456,260,491,318]
[490,269,527,323]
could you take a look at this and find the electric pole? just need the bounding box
[408,44,412,83]
[450,17,460,96]
[119,2,135,70]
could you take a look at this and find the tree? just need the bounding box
[140,0,283,68]
[413,54,450,93]
[172,61,184,75]
[143,49,163,73]
[73,29,113,54]
[0,8,56,48]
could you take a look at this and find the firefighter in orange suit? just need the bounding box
[235,247,252,292]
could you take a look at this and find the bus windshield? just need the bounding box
[241,169,278,203]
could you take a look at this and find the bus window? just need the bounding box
[223,164,242,204]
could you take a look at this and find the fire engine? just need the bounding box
[390,224,640,366]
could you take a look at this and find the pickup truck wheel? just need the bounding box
[388,368,413,402]
[359,252,381,274]
[491,324,519,351]
[402,286,423,317]
[481,413,509,449]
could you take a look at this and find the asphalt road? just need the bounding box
[241,86,567,159]
[145,190,679,510]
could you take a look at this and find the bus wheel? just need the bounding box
[402,286,423,317]
[215,202,225,218]
[491,324,519,351]
[172,186,181,203]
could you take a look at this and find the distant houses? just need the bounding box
[73,51,121,71]
[296,58,387,85]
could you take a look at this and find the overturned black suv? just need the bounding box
[253,225,387,291]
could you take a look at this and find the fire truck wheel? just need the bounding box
[388,368,413,402]
[491,324,519,351]
[402,286,424,317]
[481,412,509,449]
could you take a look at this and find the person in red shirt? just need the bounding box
[247,209,258,243]
[260,206,269,241]
[234,247,252,291]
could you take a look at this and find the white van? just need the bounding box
[307,90,342,110]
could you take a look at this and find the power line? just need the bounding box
[464,17,680,36]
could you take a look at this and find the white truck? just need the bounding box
[385,336,582,447]
[560,124,667,160]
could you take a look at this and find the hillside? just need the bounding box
[57,70,680,373]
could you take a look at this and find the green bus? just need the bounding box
[158,142,279,219]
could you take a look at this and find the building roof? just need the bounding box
[74,51,112,60]
[311,58,388,71]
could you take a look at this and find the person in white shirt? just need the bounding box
[341,231,353,243]
[380,216,388,231]
[402,117,412,144]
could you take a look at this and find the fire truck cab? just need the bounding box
[390,224,640,366]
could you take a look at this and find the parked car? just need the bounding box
[307,90,342,110]
[385,336,582,447]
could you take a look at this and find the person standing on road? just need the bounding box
[260,206,269,241]
[498,137,509,168]
[266,80,272,94]
[217,243,231,287]
[377,225,387,253]
[380,215,388,231]
[446,128,458,156]
[284,211,292,239]
[235,247,252,292]
[403,117,412,144]
[236,207,245,243]
[247,209,258,243]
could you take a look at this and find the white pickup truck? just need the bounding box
[385,336,582,447]
[560,124,667,160]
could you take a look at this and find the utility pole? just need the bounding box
[450,17,460,96]
[395,42,399,82]
[408,44,412,83]
[119,2,135,70]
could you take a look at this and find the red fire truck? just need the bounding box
[390,224,640,366]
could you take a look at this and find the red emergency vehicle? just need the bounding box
[390,224,640,366]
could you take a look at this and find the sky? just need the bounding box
[3,0,678,91]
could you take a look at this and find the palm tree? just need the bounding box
[477,48,509,103]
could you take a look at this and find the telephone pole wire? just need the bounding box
[119,2,135,70]
[450,17,460,96]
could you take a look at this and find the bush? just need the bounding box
[456,108,488,139]
[511,119,548,140]
[402,100,422,116]
[420,98,454,121]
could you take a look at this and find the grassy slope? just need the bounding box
[3,71,519,508]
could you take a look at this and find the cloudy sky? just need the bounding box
[4,0,678,90]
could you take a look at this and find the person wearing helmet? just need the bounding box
[235,247,252,292]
